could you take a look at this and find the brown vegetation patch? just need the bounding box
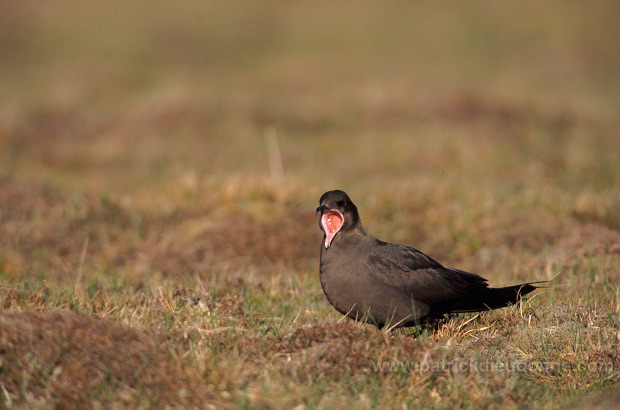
[0,310,210,408]
[145,206,317,277]
[0,177,317,284]
[552,223,620,261]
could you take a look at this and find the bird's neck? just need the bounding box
[335,224,367,246]
[345,214,365,234]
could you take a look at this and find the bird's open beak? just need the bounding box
[315,204,328,214]
[316,205,344,249]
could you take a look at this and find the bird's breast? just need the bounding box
[319,240,431,326]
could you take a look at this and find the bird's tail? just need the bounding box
[439,282,541,313]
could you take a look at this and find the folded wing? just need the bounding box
[365,239,536,314]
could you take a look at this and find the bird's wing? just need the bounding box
[365,239,489,306]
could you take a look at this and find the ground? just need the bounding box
[0,1,619,408]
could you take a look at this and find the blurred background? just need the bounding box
[0,0,619,284]
[1,3,619,406]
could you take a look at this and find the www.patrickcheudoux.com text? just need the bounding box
[372,359,615,374]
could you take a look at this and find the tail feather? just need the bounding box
[437,282,540,314]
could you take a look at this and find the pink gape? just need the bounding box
[320,209,343,249]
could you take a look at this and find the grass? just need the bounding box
[1,0,619,408]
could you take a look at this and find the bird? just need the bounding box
[316,189,541,329]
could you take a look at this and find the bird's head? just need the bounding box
[316,190,362,249]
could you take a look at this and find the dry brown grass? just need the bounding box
[1,0,619,408]
[0,311,211,408]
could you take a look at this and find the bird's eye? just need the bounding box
[336,200,347,207]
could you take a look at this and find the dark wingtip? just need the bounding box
[513,280,553,298]
[519,280,552,292]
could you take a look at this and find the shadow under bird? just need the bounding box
[316,189,541,329]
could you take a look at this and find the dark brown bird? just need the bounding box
[316,189,540,329]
